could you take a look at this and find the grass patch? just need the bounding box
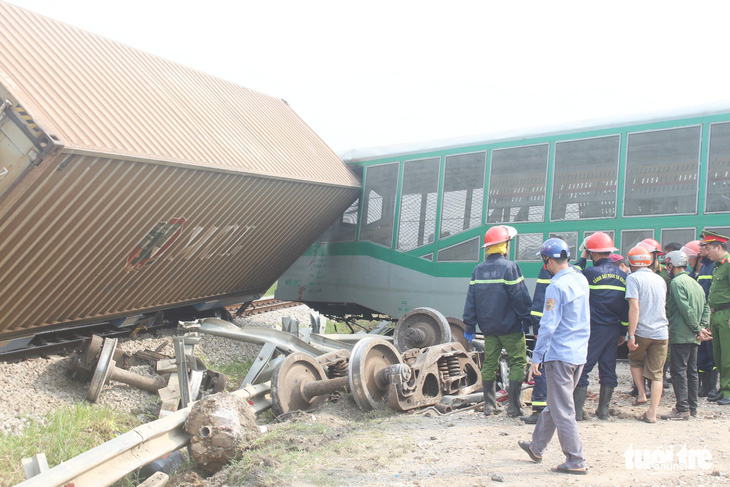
[264,281,277,298]
[221,404,406,486]
[0,403,140,487]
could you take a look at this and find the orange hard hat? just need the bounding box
[638,238,665,255]
[584,231,618,252]
[628,246,652,267]
[680,240,701,258]
[482,225,514,248]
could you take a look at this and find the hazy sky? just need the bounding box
[7,1,730,152]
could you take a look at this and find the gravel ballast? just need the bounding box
[0,305,316,435]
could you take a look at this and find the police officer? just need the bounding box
[463,225,532,416]
[704,230,730,405]
[690,235,718,398]
[572,232,629,420]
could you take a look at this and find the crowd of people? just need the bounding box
[462,225,730,475]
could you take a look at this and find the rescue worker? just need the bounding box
[518,238,590,475]
[704,230,730,405]
[573,232,628,421]
[610,254,631,275]
[463,225,532,416]
[660,251,710,420]
[626,245,669,423]
[691,235,718,398]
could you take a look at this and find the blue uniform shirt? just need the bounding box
[531,267,591,366]
[463,254,532,336]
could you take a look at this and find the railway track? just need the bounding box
[1,299,298,363]
[228,298,301,317]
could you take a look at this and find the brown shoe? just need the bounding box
[660,409,690,421]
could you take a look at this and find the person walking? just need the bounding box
[626,246,669,423]
[463,225,532,416]
[704,230,730,405]
[518,238,590,475]
[660,251,711,420]
[572,232,628,421]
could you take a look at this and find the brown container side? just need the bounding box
[0,153,357,336]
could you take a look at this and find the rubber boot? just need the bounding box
[698,370,712,397]
[519,409,541,424]
[507,380,524,417]
[707,370,722,401]
[482,380,498,416]
[596,384,614,420]
[573,385,588,421]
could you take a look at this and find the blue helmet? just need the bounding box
[538,238,570,259]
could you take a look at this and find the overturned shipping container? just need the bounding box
[0,1,361,340]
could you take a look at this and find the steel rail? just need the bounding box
[16,383,271,487]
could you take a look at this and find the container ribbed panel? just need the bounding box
[0,1,360,187]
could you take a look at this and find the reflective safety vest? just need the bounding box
[575,257,629,328]
[463,254,532,336]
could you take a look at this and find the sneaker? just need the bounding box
[660,409,690,421]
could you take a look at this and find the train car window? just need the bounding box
[515,233,543,262]
[661,228,695,248]
[437,237,479,262]
[320,198,359,242]
[624,126,701,216]
[706,122,730,213]
[397,158,440,251]
[440,151,486,239]
[487,144,548,223]
[620,229,654,257]
[551,136,619,220]
[421,252,434,261]
[548,231,578,259]
[359,163,399,247]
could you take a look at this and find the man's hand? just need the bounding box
[531,362,541,377]
[464,332,475,343]
[698,328,712,341]
[627,336,638,351]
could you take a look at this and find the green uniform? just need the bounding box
[708,253,730,399]
[667,271,709,344]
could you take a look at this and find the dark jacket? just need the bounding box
[576,257,629,329]
[694,256,714,300]
[463,254,532,336]
[529,266,553,335]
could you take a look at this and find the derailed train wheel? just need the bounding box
[271,352,328,416]
[393,307,451,353]
[349,337,404,411]
[445,316,469,351]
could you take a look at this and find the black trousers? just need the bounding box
[669,343,699,413]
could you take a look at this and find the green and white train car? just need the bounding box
[277,104,730,321]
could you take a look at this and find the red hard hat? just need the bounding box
[628,246,652,267]
[638,238,664,255]
[680,240,700,258]
[585,231,618,252]
[482,226,512,248]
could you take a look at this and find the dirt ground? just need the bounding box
[179,361,730,487]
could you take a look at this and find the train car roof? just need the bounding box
[339,99,730,163]
[0,1,360,188]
